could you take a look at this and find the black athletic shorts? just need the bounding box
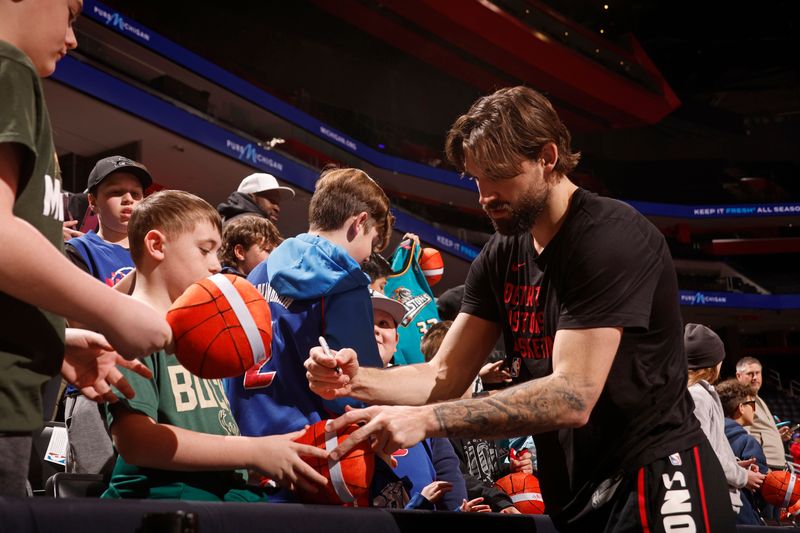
[564,438,736,533]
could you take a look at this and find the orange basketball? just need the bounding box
[166,273,271,379]
[293,420,375,507]
[494,472,545,514]
[419,247,444,286]
[761,470,800,507]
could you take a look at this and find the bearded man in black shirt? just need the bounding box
[305,86,734,532]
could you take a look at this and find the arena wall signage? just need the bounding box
[679,290,800,310]
[51,56,479,263]
[627,200,800,219]
[82,0,475,192]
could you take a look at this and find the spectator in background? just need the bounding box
[61,191,94,241]
[717,379,768,526]
[63,155,153,478]
[419,321,452,363]
[435,284,464,322]
[369,289,467,511]
[684,324,764,516]
[217,173,294,227]
[422,320,511,398]
[432,288,510,394]
[362,252,392,294]
[64,156,151,284]
[218,215,283,277]
[735,356,792,470]
[790,432,800,465]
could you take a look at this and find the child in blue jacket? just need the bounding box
[226,168,394,438]
[717,379,768,526]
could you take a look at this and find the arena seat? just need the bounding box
[28,422,66,496]
[45,473,106,499]
[762,392,800,424]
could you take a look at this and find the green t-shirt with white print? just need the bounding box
[103,350,267,501]
[0,40,65,433]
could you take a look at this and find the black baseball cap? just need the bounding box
[85,156,153,193]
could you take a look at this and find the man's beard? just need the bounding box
[484,185,550,236]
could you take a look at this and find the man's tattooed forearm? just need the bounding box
[432,378,588,439]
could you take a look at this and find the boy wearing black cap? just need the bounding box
[65,156,152,283]
[63,156,153,476]
[685,323,765,519]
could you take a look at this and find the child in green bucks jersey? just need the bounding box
[102,190,327,501]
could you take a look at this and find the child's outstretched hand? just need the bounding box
[62,220,83,241]
[479,360,513,384]
[460,497,492,512]
[420,480,452,504]
[61,328,153,403]
[737,457,757,469]
[249,428,329,494]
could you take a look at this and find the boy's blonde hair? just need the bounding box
[687,366,721,387]
[129,190,221,266]
[309,167,394,253]
[218,215,283,269]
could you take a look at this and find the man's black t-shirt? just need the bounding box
[461,188,703,521]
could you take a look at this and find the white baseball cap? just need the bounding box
[369,289,407,326]
[237,173,295,200]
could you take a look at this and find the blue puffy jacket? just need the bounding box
[724,418,766,525]
[225,234,383,437]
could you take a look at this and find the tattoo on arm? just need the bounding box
[432,375,588,439]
